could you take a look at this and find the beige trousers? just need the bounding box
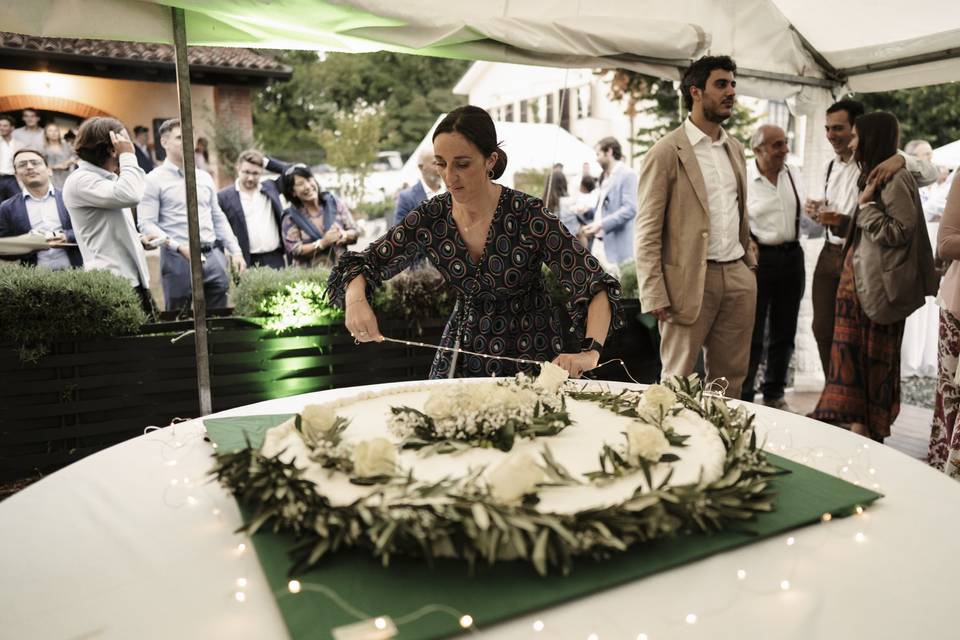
[658,260,757,398]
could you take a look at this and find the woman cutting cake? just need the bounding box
[327,105,623,379]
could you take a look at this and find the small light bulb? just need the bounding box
[288,580,301,594]
[165,460,178,467]
[780,580,790,590]
[855,532,865,543]
[237,543,247,553]
[786,536,795,546]
[841,466,849,473]
[821,513,833,522]
[174,441,183,448]
[459,614,473,628]
[869,468,876,475]
[170,478,179,486]
[855,506,864,515]
[212,508,221,516]
[737,569,747,580]
[374,617,387,630]
[186,496,198,506]
[587,634,599,640]
[236,578,247,588]
[638,634,649,640]
[183,476,191,485]
[212,442,219,449]
[863,444,869,449]
[234,591,246,602]
[533,620,545,632]
[685,613,697,625]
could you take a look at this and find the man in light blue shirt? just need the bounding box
[138,119,245,313]
[0,148,82,269]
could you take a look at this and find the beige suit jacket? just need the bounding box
[634,124,755,325]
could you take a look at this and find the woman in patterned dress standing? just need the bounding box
[328,105,623,379]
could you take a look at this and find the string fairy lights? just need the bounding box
[139,350,881,639]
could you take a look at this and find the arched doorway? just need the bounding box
[0,95,113,134]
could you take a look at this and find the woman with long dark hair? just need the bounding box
[812,112,938,440]
[280,165,359,267]
[328,105,623,379]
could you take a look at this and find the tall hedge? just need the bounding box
[0,263,146,361]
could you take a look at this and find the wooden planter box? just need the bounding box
[0,302,658,481]
[0,317,445,480]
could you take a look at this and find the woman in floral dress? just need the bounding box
[281,165,359,267]
[328,106,623,379]
[928,172,960,478]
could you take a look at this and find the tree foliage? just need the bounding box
[854,83,960,149]
[252,51,470,163]
[318,101,384,207]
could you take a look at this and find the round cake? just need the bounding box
[213,368,779,576]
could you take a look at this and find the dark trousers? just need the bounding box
[742,243,805,401]
[133,285,158,322]
[811,243,844,374]
[250,248,286,269]
[160,245,230,312]
[0,175,19,202]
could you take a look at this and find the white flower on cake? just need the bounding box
[352,438,397,477]
[626,421,671,463]
[637,384,678,421]
[536,361,569,393]
[300,404,339,442]
[486,451,546,504]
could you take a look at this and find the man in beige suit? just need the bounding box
[635,55,757,398]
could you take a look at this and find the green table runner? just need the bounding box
[205,415,882,639]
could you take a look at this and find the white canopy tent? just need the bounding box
[934,139,960,169]
[6,0,957,412]
[5,0,960,96]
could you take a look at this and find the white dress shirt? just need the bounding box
[236,180,281,254]
[13,127,45,152]
[747,161,804,245]
[421,178,441,200]
[62,153,149,287]
[139,160,240,255]
[23,187,72,270]
[0,135,18,175]
[822,150,938,245]
[684,118,744,262]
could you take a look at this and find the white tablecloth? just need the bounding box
[901,222,941,377]
[3,381,959,640]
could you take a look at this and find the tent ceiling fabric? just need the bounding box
[2,0,958,94]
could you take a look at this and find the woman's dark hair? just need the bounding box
[432,106,508,179]
[854,111,900,190]
[681,55,737,111]
[580,175,596,192]
[74,117,125,167]
[281,164,317,208]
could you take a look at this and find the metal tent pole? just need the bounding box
[171,7,213,415]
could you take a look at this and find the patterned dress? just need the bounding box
[281,195,357,268]
[811,249,904,440]
[327,186,624,379]
[928,309,960,479]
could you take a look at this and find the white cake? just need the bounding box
[260,379,728,516]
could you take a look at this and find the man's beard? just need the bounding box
[704,104,731,124]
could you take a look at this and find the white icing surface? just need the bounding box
[260,380,728,515]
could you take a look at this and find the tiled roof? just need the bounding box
[0,32,291,78]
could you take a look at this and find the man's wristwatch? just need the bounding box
[580,338,603,355]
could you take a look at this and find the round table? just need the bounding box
[3,380,958,639]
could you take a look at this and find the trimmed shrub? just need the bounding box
[233,266,336,318]
[0,263,146,361]
[618,260,638,299]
